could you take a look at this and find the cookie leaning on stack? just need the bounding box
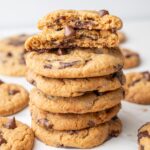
[25,9,124,148]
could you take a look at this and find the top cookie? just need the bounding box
[38,10,122,30]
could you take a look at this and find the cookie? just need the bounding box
[27,70,125,97]
[32,117,122,148]
[138,122,150,150]
[0,117,34,150]
[0,34,29,50]
[30,103,120,131]
[0,34,29,76]
[30,88,123,114]
[37,10,122,31]
[25,28,119,51]
[117,31,126,43]
[121,48,140,69]
[0,81,29,116]
[124,71,150,104]
[25,47,124,78]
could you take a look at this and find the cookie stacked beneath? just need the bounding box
[25,10,125,148]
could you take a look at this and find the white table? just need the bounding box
[0,20,150,150]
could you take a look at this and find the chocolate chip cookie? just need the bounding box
[30,88,123,114]
[25,28,119,51]
[0,117,34,150]
[124,71,150,104]
[0,81,29,116]
[30,103,120,131]
[32,116,122,148]
[138,122,150,150]
[0,34,29,76]
[27,70,125,97]
[25,47,124,78]
[38,10,122,31]
[121,48,140,69]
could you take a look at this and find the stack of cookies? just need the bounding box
[25,10,125,148]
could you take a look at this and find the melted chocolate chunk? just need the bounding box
[38,118,53,129]
[142,71,150,81]
[64,26,75,37]
[0,135,7,145]
[4,117,17,129]
[94,91,105,96]
[99,10,109,17]
[57,49,68,55]
[68,130,78,135]
[138,130,150,141]
[44,64,53,69]
[59,60,79,69]
[7,52,13,57]
[8,90,20,95]
[87,120,95,127]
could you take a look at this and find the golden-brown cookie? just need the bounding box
[30,88,124,114]
[26,70,125,97]
[124,71,150,104]
[32,117,122,148]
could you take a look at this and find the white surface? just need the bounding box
[0,20,150,150]
[0,0,150,28]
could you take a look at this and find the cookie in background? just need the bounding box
[0,34,30,76]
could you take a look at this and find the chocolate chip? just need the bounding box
[110,130,120,137]
[87,121,95,127]
[19,52,26,65]
[99,10,109,17]
[140,145,144,150]
[7,52,13,57]
[115,72,124,85]
[0,80,4,84]
[94,91,105,96]
[64,26,75,37]
[44,64,53,69]
[59,60,79,69]
[68,130,78,135]
[57,49,68,55]
[4,117,17,129]
[38,118,53,129]
[8,90,19,95]
[142,71,150,81]
[112,116,118,121]
[0,135,7,145]
[138,130,150,142]
[30,80,36,86]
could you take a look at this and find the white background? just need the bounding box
[0,0,150,28]
[0,1,150,150]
